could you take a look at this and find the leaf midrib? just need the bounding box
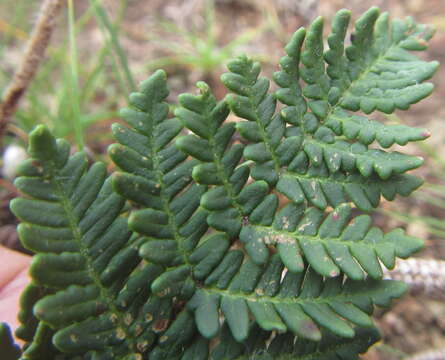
[325,25,415,120]
[148,140,193,267]
[297,22,421,159]
[244,85,282,177]
[50,163,139,354]
[208,135,245,220]
[203,282,385,306]
[252,224,388,252]
[233,337,374,360]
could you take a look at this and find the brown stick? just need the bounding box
[384,258,445,301]
[405,348,445,360]
[0,0,64,142]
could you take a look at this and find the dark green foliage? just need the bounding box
[8,7,437,359]
[241,203,423,278]
[0,323,21,360]
[176,81,275,238]
[186,255,406,342]
[273,7,436,188]
[110,70,210,300]
[149,323,380,360]
[203,324,379,360]
[10,126,166,358]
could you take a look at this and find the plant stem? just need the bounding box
[0,0,64,144]
[91,0,136,92]
[67,0,84,150]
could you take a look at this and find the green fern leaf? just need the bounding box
[221,56,285,185]
[264,327,380,360]
[271,7,437,198]
[19,323,62,360]
[109,73,241,360]
[116,77,405,355]
[6,6,437,360]
[241,203,423,278]
[176,81,281,239]
[257,326,380,360]
[109,70,212,300]
[225,48,426,210]
[216,324,380,360]
[11,126,164,358]
[326,109,429,148]
[149,323,379,360]
[186,254,406,342]
[174,80,423,277]
[276,164,422,211]
[14,284,45,346]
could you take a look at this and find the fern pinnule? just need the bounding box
[174,323,381,360]
[10,125,160,358]
[241,203,423,278]
[176,81,279,239]
[185,254,407,343]
[222,55,291,186]
[274,7,436,182]
[109,70,210,300]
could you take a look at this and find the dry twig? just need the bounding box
[0,0,64,142]
[406,348,445,360]
[385,258,445,301]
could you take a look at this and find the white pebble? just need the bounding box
[2,144,27,179]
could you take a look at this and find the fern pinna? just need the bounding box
[3,6,437,360]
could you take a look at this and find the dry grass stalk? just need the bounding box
[385,258,445,301]
[406,348,445,360]
[0,0,64,141]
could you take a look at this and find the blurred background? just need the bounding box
[0,0,444,358]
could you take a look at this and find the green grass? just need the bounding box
[0,0,275,152]
[144,0,270,74]
[0,0,132,149]
[91,0,136,93]
[68,0,84,150]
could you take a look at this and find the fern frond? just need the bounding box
[116,78,408,353]
[276,163,422,211]
[176,81,280,240]
[155,323,380,360]
[262,327,379,360]
[11,126,160,358]
[330,9,436,113]
[272,7,437,186]
[242,203,423,278]
[296,7,438,116]
[13,283,51,358]
[174,80,423,278]
[326,109,429,148]
[221,54,422,211]
[186,254,406,342]
[145,310,197,360]
[224,53,426,211]
[232,325,380,360]
[131,250,393,358]
[109,71,214,304]
[221,56,287,185]
[7,6,437,360]
[19,323,61,360]
[222,47,425,211]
